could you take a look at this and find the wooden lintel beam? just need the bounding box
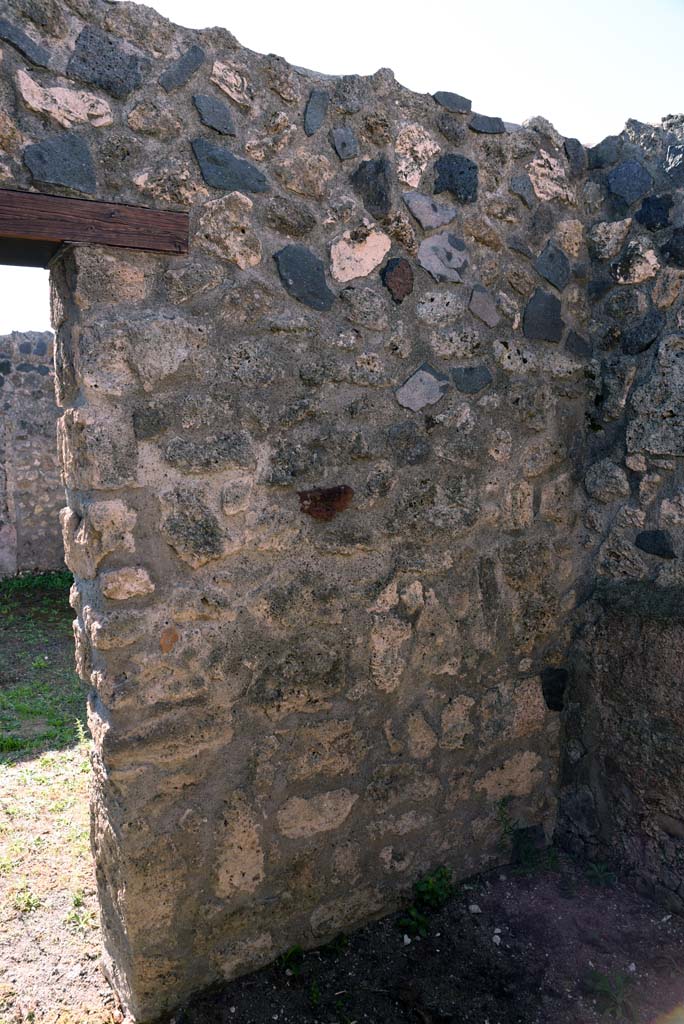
[0,188,189,258]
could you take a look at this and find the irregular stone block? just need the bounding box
[588,134,620,169]
[417,232,468,283]
[612,239,659,283]
[564,137,587,177]
[380,257,414,304]
[584,459,630,503]
[607,160,653,205]
[274,244,335,311]
[101,567,155,600]
[540,667,568,711]
[528,150,573,203]
[664,144,684,184]
[469,113,505,134]
[468,285,500,327]
[191,138,269,192]
[635,530,676,559]
[210,62,253,108]
[192,94,236,135]
[330,225,391,283]
[663,227,684,269]
[510,174,536,208]
[304,88,329,135]
[351,155,393,219]
[196,191,262,268]
[340,285,388,329]
[159,45,205,92]
[395,124,440,188]
[329,125,358,161]
[451,364,493,394]
[635,195,672,231]
[23,132,96,194]
[160,488,224,568]
[264,194,316,238]
[67,26,148,99]
[434,153,478,204]
[298,485,354,521]
[16,70,113,129]
[565,331,591,359]
[276,149,334,199]
[433,91,472,113]
[587,218,632,260]
[621,308,664,355]
[0,16,50,68]
[402,191,456,229]
[277,790,358,838]
[395,363,449,412]
[522,288,564,342]
[533,241,571,291]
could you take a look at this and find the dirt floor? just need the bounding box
[1,574,684,1024]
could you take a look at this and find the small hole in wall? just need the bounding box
[0,266,51,334]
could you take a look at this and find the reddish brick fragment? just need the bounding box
[380,256,414,304]
[298,485,354,521]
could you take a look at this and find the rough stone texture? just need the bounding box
[24,132,96,194]
[192,94,235,136]
[2,1,683,1018]
[0,332,64,576]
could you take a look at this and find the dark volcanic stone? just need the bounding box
[621,308,664,355]
[565,331,591,359]
[534,241,571,291]
[0,17,50,68]
[351,155,392,219]
[274,245,335,311]
[663,228,684,268]
[298,485,354,521]
[635,530,676,559]
[522,288,564,342]
[434,153,478,204]
[192,95,236,136]
[192,138,268,192]
[23,133,96,194]
[433,91,472,113]
[510,174,536,208]
[67,26,147,99]
[451,364,493,394]
[588,135,621,169]
[607,160,653,205]
[564,137,587,177]
[387,421,431,466]
[540,667,568,711]
[380,257,414,304]
[304,89,329,136]
[329,126,358,161]
[265,195,316,238]
[160,45,204,91]
[508,235,533,258]
[469,113,505,134]
[664,144,684,185]
[635,195,672,230]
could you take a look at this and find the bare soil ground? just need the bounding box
[2,574,684,1024]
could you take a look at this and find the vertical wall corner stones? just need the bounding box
[433,153,478,204]
[23,133,97,194]
[159,45,205,92]
[274,245,335,311]
[67,26,148,99]
[191,138,269,192]
[304,89,329,136]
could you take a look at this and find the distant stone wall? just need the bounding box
[0,330,64,576]
[0,0,682,1019]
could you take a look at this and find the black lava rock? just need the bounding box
[540,667,568,711]
[437,114,466,145]
[635,194,672,231]
[607,160,653,205]
[665,144,684,185]
[192,95,236,136]
[451,365,493,394]
[534,241,571,291]
[565,331,591,359]
[23,133,96,194]
[469,113,505,134]
[433,91,472,113]
[191,138,269,192]
[663,227,684,268]
[510,174,536,208]
[635,530,676,559]
[67,26,148,99]
[522,288,564,342]
[160,45,205,92]
[351,155,392,219]
[564,137,587,177]
[621,308,664,355]
[329,126,358,161]
[304,89,329,136]
[434,153,478,204]
[588,135,621,169]
[274,245,335,311]
[0,16,50,68]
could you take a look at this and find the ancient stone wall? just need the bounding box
[0,330,64,575]
[0,0,682,1018]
